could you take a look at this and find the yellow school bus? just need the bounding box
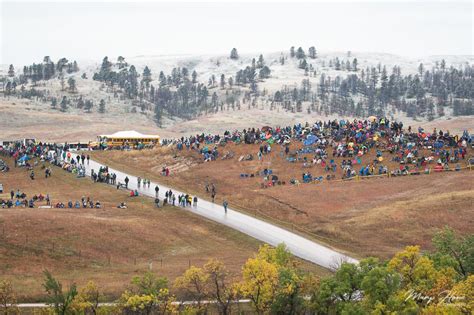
[97,131,160,148]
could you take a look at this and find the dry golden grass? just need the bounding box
[90,140,474,260]
[0,156,327,301]
[0,158,266,301]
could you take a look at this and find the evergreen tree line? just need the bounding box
[91,55,273,125]
[21,56,79,83]
[6,84,105,114]
[47,95,106,113]
[272,61,474,119]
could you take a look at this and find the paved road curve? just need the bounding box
[72,154,358,269]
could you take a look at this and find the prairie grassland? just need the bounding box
[0,157,326,301]
[90,141,474,259]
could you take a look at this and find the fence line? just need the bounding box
[12,299,253,308]
[230,162,473,247]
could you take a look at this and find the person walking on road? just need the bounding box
[137,177,141,188]
[211,191,216,203]
[155,185,159,197]
[223,200,228,214]
[124,176,129,188]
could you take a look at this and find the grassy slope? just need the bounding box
[0,157,327,301]
[90,141,474,259]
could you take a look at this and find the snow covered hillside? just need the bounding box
[0,49,472,142]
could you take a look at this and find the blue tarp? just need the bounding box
[18,155,30,162]
[303,134,319,146]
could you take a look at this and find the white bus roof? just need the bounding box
[99,130,160,139]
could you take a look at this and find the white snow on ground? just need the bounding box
[0,50,472,141]
[3,50,472,89]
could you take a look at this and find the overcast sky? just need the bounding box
[1,0,472,66]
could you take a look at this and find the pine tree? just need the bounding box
[299,59,308,70]
[142,66,152,92]
[84,100,93,113]
[290,46,295,58]
[182,67,189,80]
[211,92,218,109]
[57,58,69,73]
[308,46,316,59]
[77,96,84,109]
[352,58,358,71]
[191,71,198,84]
[98,99,106,113]
[250,81,258,94]
[259,66,271,79]
[296,47,305,59]
[159,71,167,87]
[296,100,302,112]
[220,74,226,89]
[72,61,79,72]
[59,73,65,91]
[117,56,126,69]
[418,63,424,76]
[68,77,77,93]
[8,64,15,77]
[127,65,139,98]
[257,55,264,68]
[154,103,163,126]
[42,56,53,79]
[345,60,351,71]
[280,55,285,65]
[99,56,112,80]
[230,48,239,60]
[274,91,283,102]
[60,96,68,112]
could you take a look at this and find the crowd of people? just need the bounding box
[0,190,49,209]
[0,187,103,210]
[1,117,471,212]
[166,118,472,185]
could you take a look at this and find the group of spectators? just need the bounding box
[0,190,49,209]
[164,117,472,185]
[1,117,471,211]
